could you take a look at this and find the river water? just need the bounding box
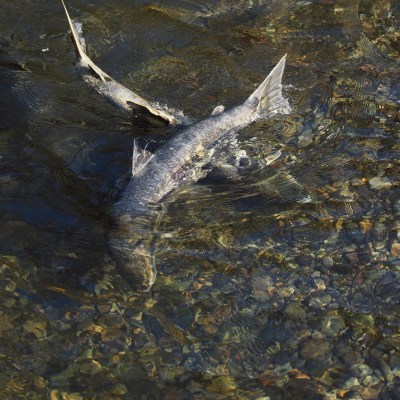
[0,0,399,399]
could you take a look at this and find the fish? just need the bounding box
[61,0,188,126]
[110,55,290,289]
[61,1,291,290]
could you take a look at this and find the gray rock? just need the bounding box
[369,176,392,190]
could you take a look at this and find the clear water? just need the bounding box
[0,0,399,398]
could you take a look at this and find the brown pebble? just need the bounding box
[391,241,400,257]
[361,387,381,399]
[299,339,329,361]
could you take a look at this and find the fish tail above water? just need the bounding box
[61,0,110,82]
[61,0,186,125]
[246,54,291,118]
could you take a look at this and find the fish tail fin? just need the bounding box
[61,0,87,61]
[61,0,110,82]
[246,54,290,117]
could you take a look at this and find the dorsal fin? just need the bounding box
[132,140,154,176]
[211,105,225,116]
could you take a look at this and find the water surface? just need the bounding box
[0,0,399,398]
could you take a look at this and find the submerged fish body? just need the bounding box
[61,1,291,290]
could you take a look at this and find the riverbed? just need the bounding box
[0,0,399,399]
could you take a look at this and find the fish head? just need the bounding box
[111,244,156,291]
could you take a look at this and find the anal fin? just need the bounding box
[127,102,170,127]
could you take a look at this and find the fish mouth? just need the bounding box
[111,244,156,291]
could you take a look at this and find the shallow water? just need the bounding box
[0,0,400,398]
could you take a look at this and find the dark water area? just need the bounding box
[1,0,400,399]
